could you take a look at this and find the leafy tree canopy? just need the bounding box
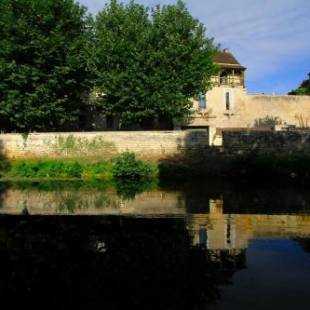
[288,75,310,96]
[0,0,93,131]
[94,0,217,129]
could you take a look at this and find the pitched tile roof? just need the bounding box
[214,49,246,70]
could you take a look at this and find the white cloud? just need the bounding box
[79,0,310,92]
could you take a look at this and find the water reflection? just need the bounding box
[1,181,310,308]
[0,216,221,308]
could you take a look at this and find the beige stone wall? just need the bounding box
[223,130,310,154]
[191,84,310,145]
[0,130,208,160]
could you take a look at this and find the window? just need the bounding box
[199,228,208,247]
[226,222,231,245]
[225,92,230,110]
[198,92,206,109]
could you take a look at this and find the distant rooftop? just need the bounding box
[214,49,246,70]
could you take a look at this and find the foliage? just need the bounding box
[288,77,310,96]
[112,152,154,179]
[254,116,282,129]
[82,161,113,178]
[94,0,217,128]
[0,0,93,131]
[0,155,156,180]
[7,160,84,178]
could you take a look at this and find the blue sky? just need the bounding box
[79,0,310,94]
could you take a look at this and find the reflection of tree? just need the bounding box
[115,179,156,200]
[0,216,224,309]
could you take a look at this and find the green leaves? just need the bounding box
[94,0,217,128]
[288,78,310,96]
[0,0,93,131]
[112,152,153,180]
[0,0,217,131]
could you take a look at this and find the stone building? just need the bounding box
[86,48,310,146]
[190,49,310,145]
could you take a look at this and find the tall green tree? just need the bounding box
[288,75,310,96]
[94,0,217,129]
[0,0,93,131]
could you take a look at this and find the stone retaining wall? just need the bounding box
[0,130,209,160]
[223,130,310,154]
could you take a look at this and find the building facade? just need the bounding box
[190,49,310,145]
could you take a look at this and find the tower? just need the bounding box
[213,48,246,88]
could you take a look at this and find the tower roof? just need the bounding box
[214,49,246,70]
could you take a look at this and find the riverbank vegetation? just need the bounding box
[0,152,157,181]
[1,152,310,184]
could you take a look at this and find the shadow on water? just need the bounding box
[180,180,310,214]
[158,129,227,180]
[0,215,235,309]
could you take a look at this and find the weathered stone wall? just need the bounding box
[223,130,310,154]
[191,84,310,146]
[0,130,209,160]
[2,129,310,160]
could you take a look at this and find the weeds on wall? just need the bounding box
[295,114,309,129]
[49,135,118,159]
[254,116,282,129]
[21,132,29,148]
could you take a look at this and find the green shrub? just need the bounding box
[63,162,83,178]
[83,161,112,178]
[8,160,83,178]
[112,152,153,180]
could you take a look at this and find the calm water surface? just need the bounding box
[0,181,310,309]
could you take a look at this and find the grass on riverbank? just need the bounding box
[3,160,113,179]
[0,152,158,181]
[1,152,310,184]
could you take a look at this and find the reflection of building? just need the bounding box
[188,199,310,253]
[187,198,310,270]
